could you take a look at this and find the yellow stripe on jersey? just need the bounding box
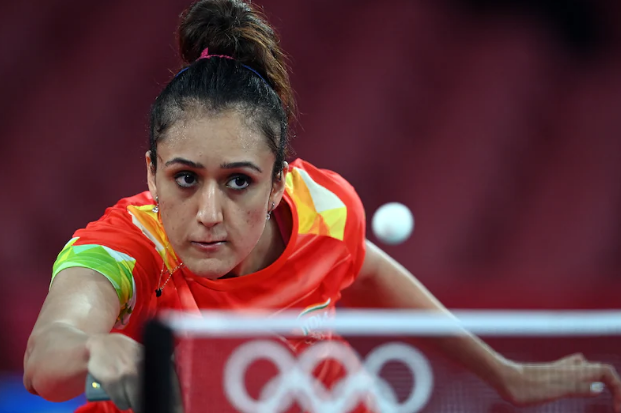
[127,204,180,271]
[285,167,347,241]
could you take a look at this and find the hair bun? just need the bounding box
[178,0,295,122]
[178,0,248,64]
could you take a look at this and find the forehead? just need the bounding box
[160,110,269,157]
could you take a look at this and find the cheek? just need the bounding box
[228,199,267,241]
[246,206,265,224]
[160,199,192,239]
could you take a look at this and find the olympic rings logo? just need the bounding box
[224,340,434,413]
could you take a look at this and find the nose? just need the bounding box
[196,181,223,228]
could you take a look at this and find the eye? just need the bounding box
[174,172,197,188]
[226,175,251,190]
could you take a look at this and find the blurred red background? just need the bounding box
[1,0,620,373]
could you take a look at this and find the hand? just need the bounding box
[501,353,621,412]
[86,333,184,413]
[86,333,144,411]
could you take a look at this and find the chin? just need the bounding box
[184,258,234,280]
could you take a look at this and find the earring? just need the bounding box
[266,201,275,221]
[152,196,159,213]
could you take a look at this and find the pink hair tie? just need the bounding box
[199,47,234,61]
[175,47,269,86]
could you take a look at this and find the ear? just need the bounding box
[270,161,289,209]
[146,151,158,201]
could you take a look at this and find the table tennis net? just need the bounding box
[143,310,621,413]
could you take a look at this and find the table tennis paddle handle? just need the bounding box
[85,373,111,402]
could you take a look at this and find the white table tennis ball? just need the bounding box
[372,202,414,245]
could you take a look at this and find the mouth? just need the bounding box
[190,240,226,252]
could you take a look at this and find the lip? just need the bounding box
[191,240,226,253]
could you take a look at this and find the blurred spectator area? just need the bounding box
[1,0,620,375]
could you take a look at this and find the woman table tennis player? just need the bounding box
[23,0,621,412]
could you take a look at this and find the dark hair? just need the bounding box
[149,0,295,178]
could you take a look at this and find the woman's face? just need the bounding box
[146,109,286,279]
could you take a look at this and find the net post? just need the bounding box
[142,317,174,413]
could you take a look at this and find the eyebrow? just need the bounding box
[164,158,205,169]
[164,158,262,173]
[220,161,263,173]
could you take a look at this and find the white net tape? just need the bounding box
[165,309,621,336]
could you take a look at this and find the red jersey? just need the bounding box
[52,159,367,413]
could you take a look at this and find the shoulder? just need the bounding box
[53,191,163,329]
[76,191,158,250]
[286,158,366,245]
[285,159,367,279]
[66,190,165,281]
[287,159,364,217]
[94,191,157,229]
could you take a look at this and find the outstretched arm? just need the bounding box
[23,268,146,411]
[24,268,120,401]
[340,240,621,411]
